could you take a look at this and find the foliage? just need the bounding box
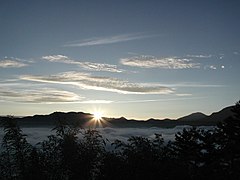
[0,116,32,180]
[214,100,240,179]
[79,129,106,179]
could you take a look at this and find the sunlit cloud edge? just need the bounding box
[42,55,123,73]
[20,71,174,95]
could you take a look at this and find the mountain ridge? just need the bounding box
[177,112,207,121]
[0,105,235,128]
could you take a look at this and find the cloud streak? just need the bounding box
[120,55,200,69]
[163,83,224,88]
[0,59,28,68]
[204,65,218,70]
[186,54,212,58]
[42,55,123,73]
[80,100,113,104]
[20,71,174,95]
[113,96,205,104]
[63,33,154,47]
[0,87,82,103]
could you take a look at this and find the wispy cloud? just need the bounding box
[42,55,123,73]
[120,55,200,69]
[0,87,83,103]
[164,83,224,88]
[80,100,113,104]
[20,71,174,95]
[209,65,217,70]
[186,54,212,58]
[175,93,192,96]
[114,96,205,104]
[63,33,154,47]
[42,55,73,63]
[0,58,28,68]
[204,65,218,70]
[79,62,123,72]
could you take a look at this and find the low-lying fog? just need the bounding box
[0,126,215,147]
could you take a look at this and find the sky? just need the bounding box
[0,0,240,119]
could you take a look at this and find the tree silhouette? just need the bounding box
[53,119,80,179]
[214,101,240,179]
[27,147,44,180]
[98,151,125,180]
[110,134,167,179]
[172,127,203,179]
[0,116,32,180]
[79,129,106,180]
[172,127,221,179]
[38,119,80,180]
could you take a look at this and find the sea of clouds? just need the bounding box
[0,126,215,148]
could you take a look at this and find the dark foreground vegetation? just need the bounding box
[0,101,240,180]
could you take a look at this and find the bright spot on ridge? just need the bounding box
[93,111,103,121]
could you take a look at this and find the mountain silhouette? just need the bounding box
[177,112,207,121]
[0,106,234,128]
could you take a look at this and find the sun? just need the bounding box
[84,109,109,128]
[93,111,103,121]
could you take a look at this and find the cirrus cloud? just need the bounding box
[42,55,72,63]
[0,59,28,68]
[42,55,123,73]
[0,87,82,103]
[186,54,212,58]
[63,33,155,47]
[120,55,200,69]
[80,100,113,104]
[20,71,174,95]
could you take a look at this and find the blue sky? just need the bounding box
[0,0,239,119]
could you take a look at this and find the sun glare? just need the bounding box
[93,111,103,121]
[84,109,109,128]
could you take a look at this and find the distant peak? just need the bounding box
[119,117,127,120]
[177,112,207,121]
[190,112,207,116]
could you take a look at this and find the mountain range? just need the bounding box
[0,106,234,128]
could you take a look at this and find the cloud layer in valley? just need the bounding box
[0,126,194,146]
